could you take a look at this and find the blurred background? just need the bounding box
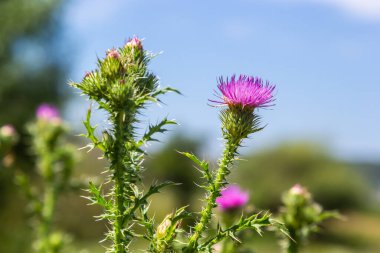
[0,0,379,252]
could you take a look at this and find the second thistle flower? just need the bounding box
[216,185,249,211]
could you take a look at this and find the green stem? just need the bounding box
[186,140,238,252]
[40,184,57,252]
[286,231,298,253]
[37,154,58,253]
[287,240,298,253]
[113,112,127,253]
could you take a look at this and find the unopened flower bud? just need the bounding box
[289,184,310,198]
[156,215,172,239]
[106,48,120,59]
[0,125,16,138]
[84,71,92,79]
[126,36,143,50]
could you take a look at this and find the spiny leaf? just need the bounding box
[136,118,177,147]
[178,152,213,183]
[87,181,110,210]
[142,181,180,201]
[83,107,106,152]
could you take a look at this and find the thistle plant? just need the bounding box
[278,184,339,253]
[182,75,282,252]
[70,37,180,253]
[16,104,76,253]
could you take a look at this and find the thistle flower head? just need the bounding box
[216,185,249,211]
[126,36,143,50]
[36,104,60,121]
[213,74,275,110]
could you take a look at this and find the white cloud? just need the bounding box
[296,0,380,21]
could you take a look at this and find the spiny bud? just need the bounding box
[106,48,120,59]
[84,71,92,79]
[156,214,172,239]
[289,184,311,199]
[126,36,143,50]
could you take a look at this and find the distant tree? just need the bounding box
[231,142,371,210]
[144,134,204,208]
[0,1,67,252]
[0,0,66,128]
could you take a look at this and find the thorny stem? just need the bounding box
[113,111,128,253]
[186,140,238,252]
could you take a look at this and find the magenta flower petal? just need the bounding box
[216,185,249,210]
[212,74,275,109]
[36,104,60,120]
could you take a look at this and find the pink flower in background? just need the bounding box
[212,74,275,109]
[36,104,60,121]
[216,185,249,210]
[0,124,16,137]
[289,184,310,198]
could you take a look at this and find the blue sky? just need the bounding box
[61,0,380,162]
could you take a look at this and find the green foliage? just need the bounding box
[0,3,68,249]
[199,212,277,251]
[0,0,66,128]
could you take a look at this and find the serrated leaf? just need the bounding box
[83,107,106,152]
[88,181,110,210]
[178,152,212,182]
[136,118,177,147]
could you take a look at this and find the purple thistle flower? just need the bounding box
[36,104,60,121]
[212,74,275,109]
[216,185,249,211]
